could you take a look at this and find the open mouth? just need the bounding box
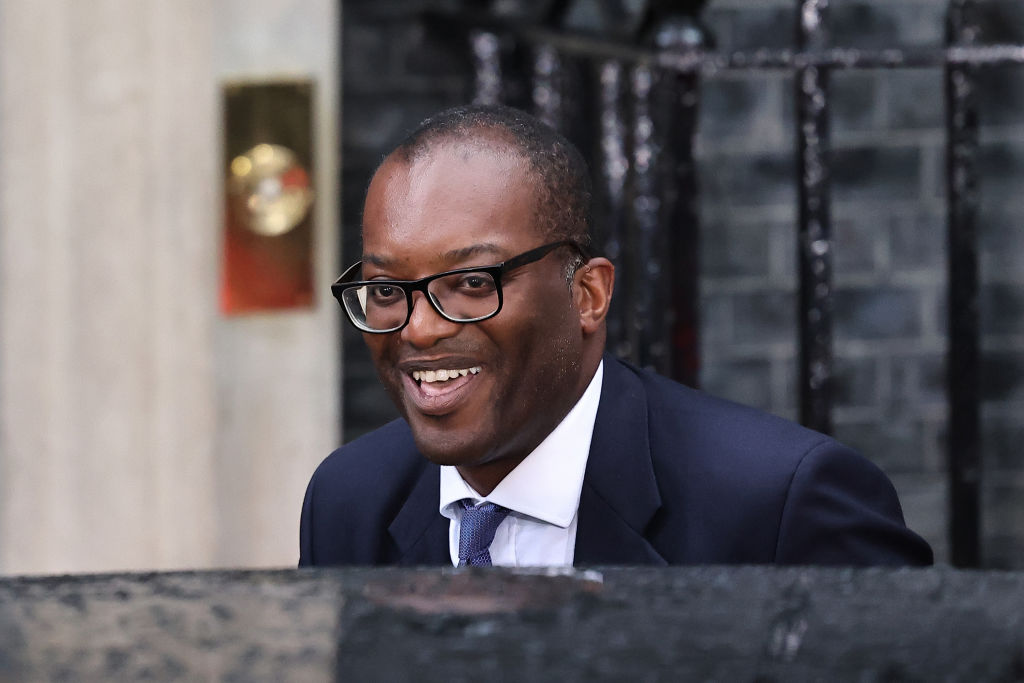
[404,366,482,415]
[411,367,481,384]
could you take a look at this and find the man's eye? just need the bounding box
[456,274,495,295]
[368,285,402,303]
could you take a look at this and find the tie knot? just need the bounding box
[458,500,510,567]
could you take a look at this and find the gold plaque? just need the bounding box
[221,80,316,314]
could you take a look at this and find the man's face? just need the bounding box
[360,144,589,474]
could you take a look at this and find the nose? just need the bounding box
[400,291,462,349]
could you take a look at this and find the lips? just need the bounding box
[400,362,484,416]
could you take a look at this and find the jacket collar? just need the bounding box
[573,356,666,566]
[388,461,450,566]
[387,355,666,566]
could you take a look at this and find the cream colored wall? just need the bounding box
[0,0,339,574]
[211,0,340,569]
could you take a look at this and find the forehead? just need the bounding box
[361,143,544,269]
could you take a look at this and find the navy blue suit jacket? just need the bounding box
[299,356,933,567]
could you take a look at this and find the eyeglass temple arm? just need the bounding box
[334,260,364,285]
[500,241,592,272]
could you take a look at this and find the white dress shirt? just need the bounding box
[438,361,604,567]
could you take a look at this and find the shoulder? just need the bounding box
[306,419,426,506]
[300,418,432,565]
[605,356,833,478]
[600,357,931,565]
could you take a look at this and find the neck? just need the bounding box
[456,456,528,497]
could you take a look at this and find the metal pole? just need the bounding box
[596,60,632,361]
[945,0,982,568]
[629,64,660,371]
[650,17,705,386]
[796,0,834,434]
[471,30,503,105]
[532,43,564,128]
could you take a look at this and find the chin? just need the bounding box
[396,394,496,465]
[400,410,473,461]
[411,431,488,468]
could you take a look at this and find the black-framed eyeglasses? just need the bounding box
[331,240,588,333]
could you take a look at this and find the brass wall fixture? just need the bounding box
[221,80,316,314]
[229,143,314,238]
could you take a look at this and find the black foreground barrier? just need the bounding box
[1,567,1023,681]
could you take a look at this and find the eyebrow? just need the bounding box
[362,242,507,268]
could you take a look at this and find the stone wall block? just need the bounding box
[702,6,796,52]
[978,67,1024,127]
[701,217,774,279]
[980,207,1024,278]
[829,1,946,49]
[976,0,1024,43]
[833,214,882,276]
[831,146,922,203]
[883,68,945,131]
[732,290,796,346]
[983,413,1024,472]
[700,357,774,410]
[981,283,1024,336]
[834,419,930,474]
[979,140,1024,198]
[984,485,1024,569]
[7,568,1024,681]
[0,571,342,680]
[832,71,883,135]
[890,351,947,408]
[981,351,1024,402]
[697,152,797,209]
[834,287,923,340]
[833,355,881,410]
[699,75,787,144]
[890,210,946,272]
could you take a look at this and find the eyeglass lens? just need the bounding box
[341,269,500,332]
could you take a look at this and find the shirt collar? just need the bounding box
[439,360,604,528]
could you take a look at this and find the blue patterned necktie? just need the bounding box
[458,500,510,567]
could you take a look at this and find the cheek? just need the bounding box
[363,334,388,365]
[496,298,582,386]
[363,335,402,393]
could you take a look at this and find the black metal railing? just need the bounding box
[450,0,1024,568]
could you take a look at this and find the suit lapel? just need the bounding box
[574,357,667,566]
[388,462,451,566]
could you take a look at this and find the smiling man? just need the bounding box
[299,104,933,568]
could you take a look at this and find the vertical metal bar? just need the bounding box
[630,64,665,372]
[627,12,707,381]
[532,43,563,128]
[471,30,503,105]
[796,0,834,434]
[471,28,532,110]
[597,60,632,360]
[534,43,603,229]
[650,24,704,387]
[945,0,982,568]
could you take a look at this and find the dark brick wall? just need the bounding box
[340,0,1024,567]
[696,0,1024,566]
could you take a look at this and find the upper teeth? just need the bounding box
[412,367,481,383]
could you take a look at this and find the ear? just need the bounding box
[573,257,615,335]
